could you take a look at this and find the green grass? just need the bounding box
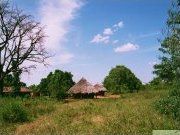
[0,90,179,135]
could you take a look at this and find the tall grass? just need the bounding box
[0,97,56,134]
[12,90,180,135]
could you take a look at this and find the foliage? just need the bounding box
[103,65,142,93]
[154,0,180,122]
[1,90,179,135]
[29,84,39,92]
[38,69,75,99]
[146,77,170,90]
[0,97,55,126]
[4,74,26,87]
[155,94,180,121]
[2,102,29,123]
[153,0,180,83]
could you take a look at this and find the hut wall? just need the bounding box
[73,93,95,99]
[97,91,105,96]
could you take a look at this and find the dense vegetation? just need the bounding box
[153,0,180,121]
[0,90,179,135]
[34,69,75,100]
[103,65,142,94]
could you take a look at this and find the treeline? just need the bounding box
[30,66,143,99]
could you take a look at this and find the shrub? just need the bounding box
[155,87,180,121]
[2,102,29,123]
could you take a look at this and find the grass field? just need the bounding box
[0,89,179,135]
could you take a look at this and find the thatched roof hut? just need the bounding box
[68,78,97,94]
[94,84,107,92]
[94,84,107,96]
[3,87,31,93]
[3,87,32,97]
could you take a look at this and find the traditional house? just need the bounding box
[94,84,107,96]
[68,78,97,98]
[3,87,32,97]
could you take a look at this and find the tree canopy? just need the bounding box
[38,69,75,99]
[154,0,180,83]
[4,74,26,87]
[103,65,142,93]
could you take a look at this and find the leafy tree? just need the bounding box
[154,0,180,83]
[103,65,142,94]
[154,0,180,121]
[4,74,26,88]
[38,70,75,99]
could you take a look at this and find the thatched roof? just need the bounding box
[68,78,97,94]
[94,84,107,92]
[3,87,31,93]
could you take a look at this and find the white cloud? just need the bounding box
[91,21,124,45]
[114,42,139,53]
[113,21,124,28]
[117,21,124,28]
[22,0,83,86]
[103,28,113,35]
[91,34,110,44]
[38,0,84,66]
[113,40,119,44]
[39,0,83,50]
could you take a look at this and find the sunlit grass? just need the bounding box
[0,90,179,135]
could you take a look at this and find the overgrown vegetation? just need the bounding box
[2,102,30,123]
[155,83,180,121]
[0,90,179,135]
[0,97,56,134]
[104,65,142,94]
[153,0,180,121]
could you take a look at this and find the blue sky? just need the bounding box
[13,0,170,85]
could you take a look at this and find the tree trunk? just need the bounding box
[0,78,4,96]
[0,65,4,96]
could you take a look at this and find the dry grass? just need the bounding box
[1,90,180,135]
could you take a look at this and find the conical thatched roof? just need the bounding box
[68,78,97,94]
[94,84,107,92]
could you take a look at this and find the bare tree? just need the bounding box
[0,1,50,95]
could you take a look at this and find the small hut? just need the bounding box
[94,84,107,96]
[68,78,97,98]
[3,87,32,97]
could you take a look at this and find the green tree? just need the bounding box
[4,74,14,87]
[4,73,26,88]
[154,0,180,83]
[103,65,142,94]
[38,70,75,99]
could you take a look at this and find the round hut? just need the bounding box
[68,78,97,98]
[94,84,107,96]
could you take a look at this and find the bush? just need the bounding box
[155,87,180,121]
[2,102,30,123]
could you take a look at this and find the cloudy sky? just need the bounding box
[13,0,170,85]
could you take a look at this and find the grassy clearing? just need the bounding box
[0,90,179,135]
